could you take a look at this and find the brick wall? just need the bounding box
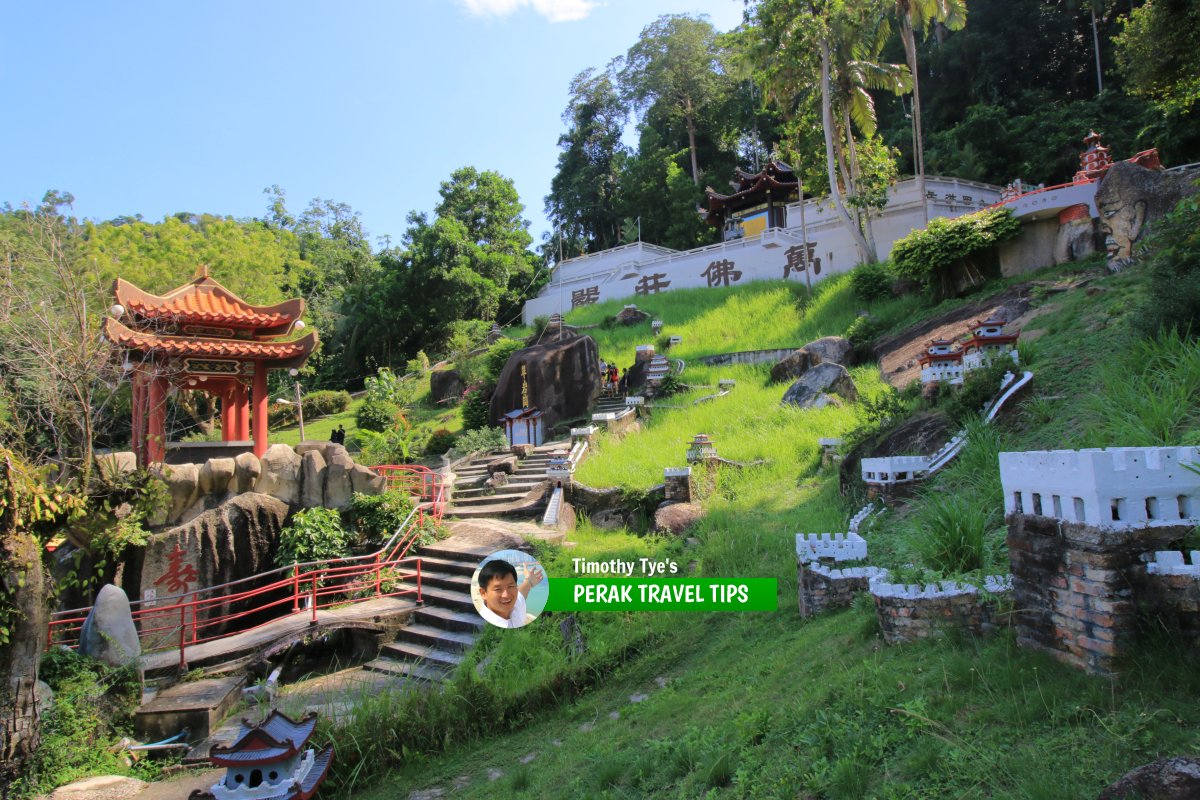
[797,562,886,617]
[872,579,1011,644]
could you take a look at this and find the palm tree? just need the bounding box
[892,0,967,224]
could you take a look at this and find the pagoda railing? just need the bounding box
[47,483,445,669]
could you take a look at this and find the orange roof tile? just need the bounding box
[104,317,317,362]
[114,276,303,330]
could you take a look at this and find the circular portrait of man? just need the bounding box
[471,549,548,629]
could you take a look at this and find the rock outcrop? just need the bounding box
[616,305,650,325]
[430,368,465,405]
[78,584,141,669]
[256,444,302,506]
[1096,161,1200,271]
[770,336,855,384]
[1098,756,1200,800]
[324,446,355,509]
[653,502,704,535]
[781,363,859,408]
[489,333,601,431]
[300,450,327,508]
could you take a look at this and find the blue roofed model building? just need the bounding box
[189,709,333,800]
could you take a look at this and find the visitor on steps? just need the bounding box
[477,559,544,629]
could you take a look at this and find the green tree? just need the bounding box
[615,14,732,185]
[1115,0,1200,115]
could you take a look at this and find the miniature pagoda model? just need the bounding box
[704,160,802,242]
[918,316,1020,387]
[502,364,545,447]
[190,709,332,800]
[106,269,317,466]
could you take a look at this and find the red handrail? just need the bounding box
[372,465,446,522]
[47,484,445,665]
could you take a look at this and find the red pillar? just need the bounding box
[252,362,268,457]
[238,382,251,441]
[131,371,147,468]
[221,386,235,442]
[147,374,167,465]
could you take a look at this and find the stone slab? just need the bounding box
[135,674,246,743]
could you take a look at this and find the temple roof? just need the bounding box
[114,275,304,334]
[704,161,801,226]
[208,710,318,767]
[104,317,317,367]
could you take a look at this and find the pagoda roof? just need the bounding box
[104,317,317,367]
[114,275,304,334]
[704,161,801,226]
[208,710,318,767]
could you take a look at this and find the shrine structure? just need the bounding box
[704,160,802,242]
[190,709,333,800]
[105,270,317,466]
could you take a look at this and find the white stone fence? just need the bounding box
[1146,551,1200,577]
[999,446,1200,529]
[861,456,930,485]
[848,503,878,534]
[625,396,645,407]
[796,532,868,563]
[869,574,1012,600]
[806,564,888,582]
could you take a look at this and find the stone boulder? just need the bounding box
[430,368,465,405]
[1098,756,1200,800]
[95,451,136,478]
[487,455,518,475]
[511,443,534,459]
[616,305,650,325]
[488,333,601,431]
[781,363,859,409]
[653,502,704,535]
[198,458,236,497]
[300,450,327,508]
[157,462,199,525]
[770,336,854,384]
[78,584,140,669]
[1096,161,1200,271]
[256,444,302,505]
[324,446,355,509]
[350,464,386,495]
[131,493,288,636]
[233,452,261,494]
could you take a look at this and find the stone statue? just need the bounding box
[1095,161,1199,271]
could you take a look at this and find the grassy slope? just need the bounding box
[348,264,1200,799]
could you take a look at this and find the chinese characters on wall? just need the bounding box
[784,243,821,279]
[701,259,743,288]
[571,286,600,308]
[634,273,672,296]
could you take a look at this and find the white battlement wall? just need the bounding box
[861,455,931,484]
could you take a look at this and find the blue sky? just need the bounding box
[2,0,745,249]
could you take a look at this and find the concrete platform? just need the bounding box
[135,674,246,743]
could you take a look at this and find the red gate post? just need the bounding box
[178,603,188,672]
[310,574,318,623]
[292,563,300,613]
[375,552,382,598]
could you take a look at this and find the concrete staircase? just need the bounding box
[443,442,567,519]
[363,543,484,682]
[593,394,627,415]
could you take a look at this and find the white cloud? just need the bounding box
[458,0,598,23]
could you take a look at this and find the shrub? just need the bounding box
[275,507,350,567]
[845,314,887,360]
[850,261,895,301]
[449,426,507,459]
[1136,192,1200,339]
[425,428,457,455]
[357,396,400,432]
[364,367,419,408]
[461,386,492,431]
[940,358,1013,424]
[656,372,683,398]
[357,421,423,466]
[890,207,1021,297]
[485,338,524,382]
[911,493,999,575]
[349,490,415,543]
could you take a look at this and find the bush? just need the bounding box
[275,507,350,567]
[357,423,423,466]
[850,261,895,301]
[357,396,400,432]
[656,372,683,398]
[364,367,419,408]
[449,426,507,459]
[461,387,492,431]
[890,207,1021,296]
[845,314,887,360]
[1136,192,1200,339]
[349,490,415,543]
[911,493,999,575]
[425,428,457,455]
[269,390,352,428]
[940,358,1013,424]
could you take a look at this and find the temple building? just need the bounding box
[917,338,966,386]
[105,270,317,466]
[960,316,1020,372]
[191,709,332,800]
[704,160,802,242]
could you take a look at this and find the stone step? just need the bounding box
[416,555,478,577]
[414,606,485,633]
[452,483,544,499]
[419,569,473,593]
[446,502,547,520]
[417,543,497,562]
[410,584,478,612]
[396,623,478,653]
[448,493,541,508]
[362,657,452,683]
[380,641,465,668]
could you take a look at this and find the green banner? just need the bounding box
[544,578,777,612]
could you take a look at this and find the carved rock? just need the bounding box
[1096,161,1200,270]
[781,362,859,408]
[256,444,302,505]
[300,450,327,508]
[770,336,854,384]
[78,584,141,669]
[324,446,355,509]
[488,333,601,431]
[199,458,236,497]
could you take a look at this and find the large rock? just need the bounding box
[653,502,704,535]
[94,451,136,478]
[350,464,386,496]
[781,362,859,408]
[770,336,854,384]
[256,444,302,505]
[616,305,650,325]
[430,368,465,405]
[233,452,261,494]
[1098,756,1200,800]
[488,333,601,431]
[324,446,355,509]
[840,410,952,493]
[158,462,199,524]
[300,450,327,508]
[131,493,288,636]
[78,584,140,669]
[198,458,236,497]
[1096,161,1200,271]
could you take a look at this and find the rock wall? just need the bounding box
[871,577,1012,645]
[797,563,885,617]
[489,333,601,432]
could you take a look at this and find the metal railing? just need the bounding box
[48,478,445,669]
[371,465,446,522]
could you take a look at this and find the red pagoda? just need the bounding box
[190,709,333,800]
[704,161,801,241]
[106,269,317,466]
